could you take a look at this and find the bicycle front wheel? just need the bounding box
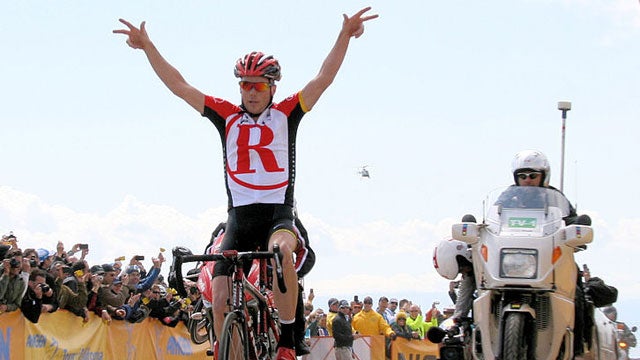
[219,311,249,360]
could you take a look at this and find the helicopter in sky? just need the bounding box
[357,165,370,178]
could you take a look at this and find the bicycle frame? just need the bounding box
[173,245,286,359]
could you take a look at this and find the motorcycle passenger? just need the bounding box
[433,238,475,321]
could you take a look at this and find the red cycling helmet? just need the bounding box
[234,51,281,81]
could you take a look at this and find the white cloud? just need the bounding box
[2,186,639,303]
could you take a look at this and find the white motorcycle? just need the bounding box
[451,186,593,360]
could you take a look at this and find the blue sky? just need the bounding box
[2,1,639,354]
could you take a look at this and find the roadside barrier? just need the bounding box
[301,335,438,360]
[0,310,209,359]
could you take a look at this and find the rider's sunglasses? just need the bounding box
[517,172,541,180]
[239,81,271,92]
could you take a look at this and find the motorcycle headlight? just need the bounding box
[500,249,538,279]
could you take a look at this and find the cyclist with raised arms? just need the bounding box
[114,7,377,359]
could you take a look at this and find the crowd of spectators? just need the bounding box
[0,232,198,327]
[301,289,455,357]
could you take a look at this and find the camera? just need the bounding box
[79,244,89,250]
[9,258,21,268]
[354,295,359,302]
[40,283,51,293]
[134,255,145,261]
[29,259,38,268]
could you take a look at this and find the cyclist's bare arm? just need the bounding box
[300,7,378,111]
[113,19,205,113]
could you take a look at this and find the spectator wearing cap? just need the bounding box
[388,298,398,318]
[37,248,53,272]
[86,265,105,314]
[94,263,121,322]
[58,260,91,322]
[326,297,339,336]
[351,296,395,338]
[100,264,117,286]
[332,300,355,360]
[99,276,129,321]
[61,260,86,293]
[0,251,27,314]
[123,252,165,294]
[377,296,394,324]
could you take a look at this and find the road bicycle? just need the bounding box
[174,245,287,359]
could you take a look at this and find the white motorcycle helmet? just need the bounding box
[511,149,550,187]
[433,239,472,280]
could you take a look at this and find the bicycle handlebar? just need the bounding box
[173,246,288,298]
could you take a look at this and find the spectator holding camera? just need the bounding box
[129,255,148,278]
[86,265,105,315]
[0,251,27,314]
[53,241,70,264]
[124,252,164,294]
[21,268,56,323]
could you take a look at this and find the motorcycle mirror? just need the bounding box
[452,223,479,245]
[563,225,593,248]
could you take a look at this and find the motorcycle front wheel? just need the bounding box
[503,312,529,360]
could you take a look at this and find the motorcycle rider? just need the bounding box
[511,150,592,357]
[435,150,592,357]
[603,306,637,359]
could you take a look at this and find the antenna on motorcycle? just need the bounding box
[558,100,572,193]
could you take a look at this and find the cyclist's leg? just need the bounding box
[211,210,242,349]
[268,221,300,352]
[211,275,231,345]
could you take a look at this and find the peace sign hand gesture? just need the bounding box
[342,7,378,39]
[113,19,151,50]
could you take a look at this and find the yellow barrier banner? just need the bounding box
[391,337,439,360]
[1,309,210,359]
[301,335,385,360]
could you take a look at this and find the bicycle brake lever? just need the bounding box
[272,244,287,293]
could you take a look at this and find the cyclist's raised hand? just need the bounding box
[342,6,378,39]
[113,19,151,50]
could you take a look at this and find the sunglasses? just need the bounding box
[239,81,271,92]
[517,172,540,180]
